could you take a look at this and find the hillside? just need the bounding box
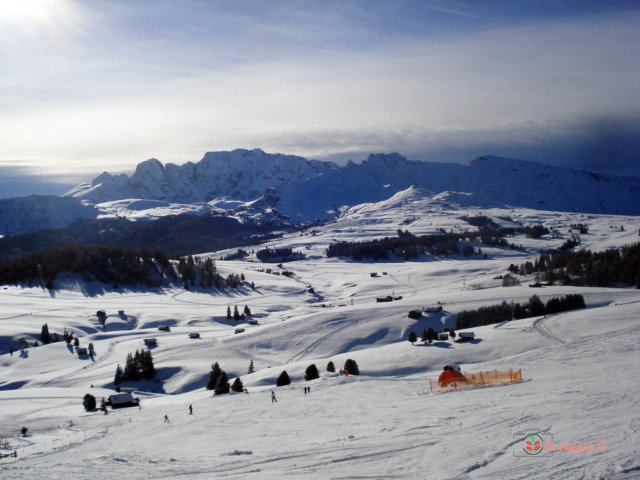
[0,196,638,478]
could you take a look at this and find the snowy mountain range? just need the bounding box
[66,149,640,218]
[1,149,640,236]
[64,148,338,204]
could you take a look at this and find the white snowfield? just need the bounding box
[0,198,639,479]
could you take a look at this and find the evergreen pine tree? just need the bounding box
[214,371,230,395]
[207,362,222,390]
[244,305,251,316]
[74,337,80,347]
[276,370,291,386]
[227,306,231,319]
[140,349,155,380]
[231,377,244,393]
[133,350,143,378]
[326,361,335,373]
[124,352,141,381]
[343,359,360,375]
[251,281,255,290]
[233,306,240,321]
[305,364,320,381]
[528,295,546,317]
[40,324,51,344]
[83,393,96,411]
[88,343,95,357]
[114,364,124,385]
[421,328,429,345]
[247,359,255,374]
[427,327,437,344]
[408,331,417,345]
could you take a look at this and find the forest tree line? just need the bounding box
[326,229,512,261]
[0,245,247,290]
[508,243,640,288]
[0,213,290,264]
[455,294,586,329]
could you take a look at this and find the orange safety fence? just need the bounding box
[430,369,523,393]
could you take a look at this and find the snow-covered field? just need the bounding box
[1,196,639,479]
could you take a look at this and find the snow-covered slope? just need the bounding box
[0,195,99,235]
[0,199,639,478]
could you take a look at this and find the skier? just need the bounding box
[164,414,170,423]
[189,404,193,415]
[308,386,311,394]
[304,386,307,394]
[271,390,277,403]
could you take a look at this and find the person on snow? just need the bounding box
[189,404,193,415]
[438,365,468,387]
[164,415,170,423]
[304,386,307,394]
[271,390,277,403]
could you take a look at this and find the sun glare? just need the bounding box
[0,0,76,26]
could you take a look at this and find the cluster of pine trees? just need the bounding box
[459,215,550,239]
[0,245,253,292]
[207,362,244,394]
[326,230,511,262]
[0,245,173,289]
[221,249,249,261]
[408,328,440,345]
[256,247,304,262]
[227,305,251,320]
[455,294,586,329]
[39,324,66,345]
[508,254,554,277]
[275,359,358,387]
[225,273,244,288]
[535,243,640,288]
[114,350,155,384]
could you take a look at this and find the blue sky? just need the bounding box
[1,0,639,198]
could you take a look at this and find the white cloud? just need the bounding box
[0,2,639,184]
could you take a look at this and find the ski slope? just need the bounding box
[0,200,639,479]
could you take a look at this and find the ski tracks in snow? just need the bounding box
[533,315,567,344]
[287,314,364,364]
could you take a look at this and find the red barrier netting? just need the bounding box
[430,369,523,393]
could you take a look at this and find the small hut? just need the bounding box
[107,393,140,409]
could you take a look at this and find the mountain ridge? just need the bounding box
[1,150,639,236]
[64,150,640,218]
